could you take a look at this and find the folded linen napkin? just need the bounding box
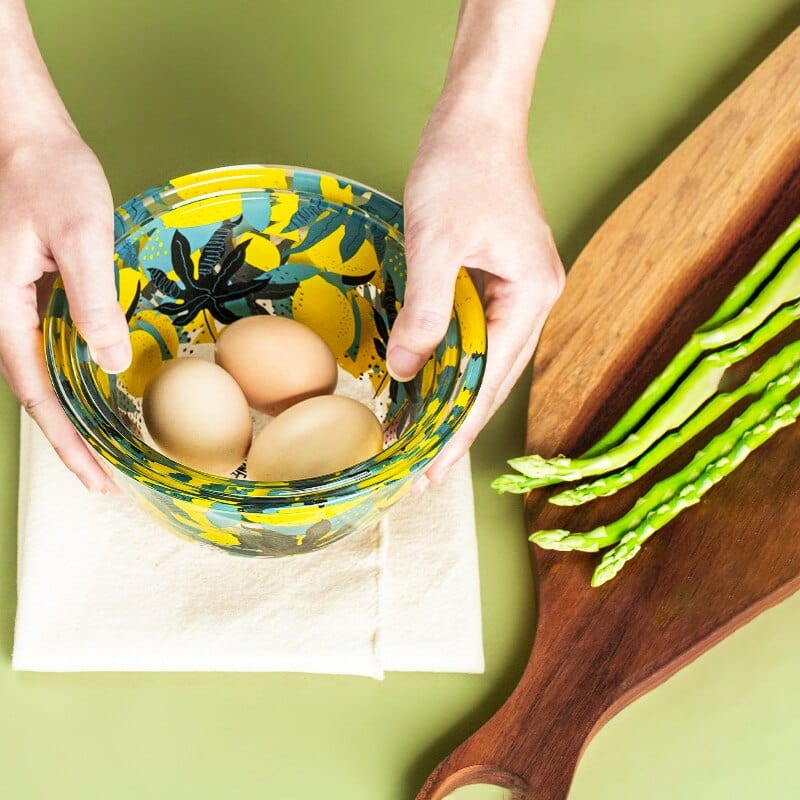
[13,412,484,678]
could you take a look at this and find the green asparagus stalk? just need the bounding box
[583,216,800,457]
[591,394,800,586]
[551,336,800,506]
[496,295,800,491]
[530,361,800,553]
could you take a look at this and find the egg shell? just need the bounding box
[215,315,338,415]
[142,357,252,476]
[246,395,384,482]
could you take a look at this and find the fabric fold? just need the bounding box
[13,412,484,677]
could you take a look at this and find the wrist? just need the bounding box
[433,0,556,146]
[0,106,77,159]
[432,84,531,146]
[0,0,76,155]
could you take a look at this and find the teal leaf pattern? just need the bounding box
[291,213,340,254]
[284,200,326,232]
[339,215,366,262]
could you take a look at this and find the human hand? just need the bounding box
[0,127,131,492]
[387,104,565,484]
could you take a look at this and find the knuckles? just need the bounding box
[50,213,111,251]
[70,303,124,338]
[538,267,566,309]
[395,306,452,351]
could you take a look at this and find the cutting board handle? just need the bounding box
[415,579,618,800]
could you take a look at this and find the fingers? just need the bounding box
[425,320,529,484]
[425,268,563,484]
[47,207,131,374]
[410,474,431,495]
[0,322,113,493]
[386,229,462,382]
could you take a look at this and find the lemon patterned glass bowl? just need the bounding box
[45,165,486,556]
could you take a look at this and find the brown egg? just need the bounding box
[142,357,252,476]
[246,395,384,482]
[215,316,338,414]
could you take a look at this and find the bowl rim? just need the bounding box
[45,163,487,509]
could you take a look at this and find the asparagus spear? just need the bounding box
[585,217,800,457]
[496,294,800,490]
[583,216,800,457]
[592,394,800,586]
[551,335,800,505]
[530,360,800,553]
[700,216,800,331]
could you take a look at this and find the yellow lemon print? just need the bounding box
[181,310,219,346]
[287,222,383,282]
[320,175,355,207]
[454,270,487,356]
[292,274,354,359]
[118,310,179,397]
[347,293,386,389]
[236,232,281,271]
[119,330,166,397]
[266,193,300,239]
[118,267,144,316]
[161,195,242,229]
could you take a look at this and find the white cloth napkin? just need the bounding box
[13,411,484,678]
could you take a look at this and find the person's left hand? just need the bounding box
[387,103,565,485]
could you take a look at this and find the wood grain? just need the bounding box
[416,26,800,800]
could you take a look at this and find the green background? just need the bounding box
[1,1,799,798]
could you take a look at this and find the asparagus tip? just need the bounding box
[529,529,573,550]
[548,491,586,507]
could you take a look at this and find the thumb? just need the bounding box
[49,209,132,374]
[387,233,461,381]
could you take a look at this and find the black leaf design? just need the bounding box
[206,305,241,325]
[373,337,387,360]
[198,215,241,278]
[158,216,302,327]
[372,307,390,344]
[383,273,398,328]
[160,295,207,326]
[170,231,198,291]
[124,280,141,322]
[215,283,263,302]
[248,281,300,300]
[149,268,181,298]
[341,271,375,287]
[212,240,250,291]
[277,239,293,263]
[373,229,387,265]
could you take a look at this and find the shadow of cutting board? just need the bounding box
[416,26,800,800]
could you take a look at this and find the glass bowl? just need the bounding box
[44,165,486,556]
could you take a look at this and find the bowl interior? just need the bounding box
[56,166,483,486]
[46,166,486,498]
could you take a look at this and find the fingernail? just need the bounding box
[90,341,131,374]
[84,477,105,494]
[411,476,431,495]
[428,468,447,485]
[387,346,422,382]
[426,458,452,485]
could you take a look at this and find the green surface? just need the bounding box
[1,1,799,798]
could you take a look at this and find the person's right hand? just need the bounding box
[0,127,131,492]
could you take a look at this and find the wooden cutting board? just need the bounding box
[416,26,800,800]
